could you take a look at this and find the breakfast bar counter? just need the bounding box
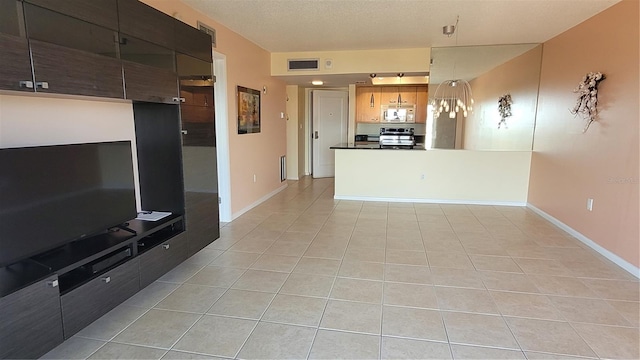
[332,148,532,205]
[330,143,426,150]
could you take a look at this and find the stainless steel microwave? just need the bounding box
[381,104,416,123]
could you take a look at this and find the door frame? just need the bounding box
[213,51,232,222]
[305,87,349,177]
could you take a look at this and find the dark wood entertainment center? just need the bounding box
[0,1,219,358]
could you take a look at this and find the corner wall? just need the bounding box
[528,0,639,268]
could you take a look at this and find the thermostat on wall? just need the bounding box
[325,59,333,69]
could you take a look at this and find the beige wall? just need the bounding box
[335,149,531,204]
[143,0,288,216]
[529,0,639,268]
[465,45,542,150]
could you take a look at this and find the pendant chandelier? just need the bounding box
[431,16,474,119]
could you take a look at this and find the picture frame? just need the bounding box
[237,86,261,134]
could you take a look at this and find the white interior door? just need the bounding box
[312,90,348,178]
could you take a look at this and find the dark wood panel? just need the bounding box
[123,61,178,103]
[24,3,119,58]
[0,34,34,92]
[0,0,23,36]
[60,259,139,338]
[133,102,185,215]
[0,276,64,359]
[117,0,174,49]
[30,39,124,98]
[174,19,212,62]
[24,0,118,30]
[139,234,188,287]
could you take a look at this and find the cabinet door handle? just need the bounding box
[172,97,186,103]
[19,80,34,89]
[162,244,170,250]
[47,279,59,288]
[181,130,188,135]
[36,81,49,89]
[101,276,111,283]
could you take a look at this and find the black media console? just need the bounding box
[0,215,187,359]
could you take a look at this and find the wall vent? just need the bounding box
[287,59,319,71]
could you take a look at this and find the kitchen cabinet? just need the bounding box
[356,86,381,123]
[0,276,64,359]
[380,86,399,105]
[415,85,429,124]
[400,86,418,105]
[381,86,418,105]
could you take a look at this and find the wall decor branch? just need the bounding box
[570,72,605,132]
[497,93,512,129]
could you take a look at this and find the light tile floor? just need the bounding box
[42,177,639,360]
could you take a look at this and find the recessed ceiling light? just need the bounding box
[312,80,323,85]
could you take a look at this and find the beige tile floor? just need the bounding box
[42,177,639,360]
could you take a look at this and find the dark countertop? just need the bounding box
[330,143,426,150]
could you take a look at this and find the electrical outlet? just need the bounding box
[587,198,594,211]
[420,174,425,180]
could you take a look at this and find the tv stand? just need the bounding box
[0,214,187,359]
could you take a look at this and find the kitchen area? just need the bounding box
[327,44,543,205]
[333,84,429,150]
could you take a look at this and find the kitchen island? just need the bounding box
[331,147,532,205]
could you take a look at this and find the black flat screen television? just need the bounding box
[0,141,138,267]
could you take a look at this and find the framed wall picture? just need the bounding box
[237,86,261,134]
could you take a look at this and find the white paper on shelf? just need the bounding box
[136,211,172,221]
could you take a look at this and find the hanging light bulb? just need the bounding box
[449,111,456,119]
[369,74,376,108]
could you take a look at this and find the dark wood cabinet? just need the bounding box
[23,0,119,30]
[119,35,175,71]
[23,3,119,59]
[60,258,139,338]
[117,0,174,49]
[139,234,188,287]
[174,20,212,62]
[0,276,64,359]
[123,61,178,103]
[133,102,186,215]
[30,39,125,98]
[0,34,35,92]
[0,0,34,92]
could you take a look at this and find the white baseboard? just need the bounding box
[333,195,526,207]
[527,203,640,279]
[230,183,289,221]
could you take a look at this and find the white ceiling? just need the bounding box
[181,0,620,85]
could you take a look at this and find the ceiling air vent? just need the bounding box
[288,59,319,71]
